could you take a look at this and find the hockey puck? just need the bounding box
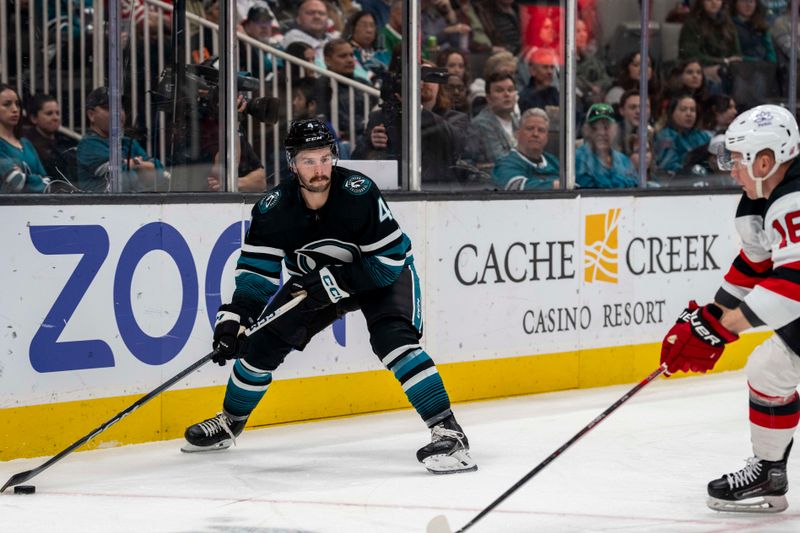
[14,485,35,494]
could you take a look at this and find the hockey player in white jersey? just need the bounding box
[660,104,800,513]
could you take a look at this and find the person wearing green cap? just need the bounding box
[575,103,639,189]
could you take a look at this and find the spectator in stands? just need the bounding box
[576,18,611,106]
[613,89,648,154]
[469,50,519,115]
[475,0,522,55]
[771,3,800,66]
[437,49,473,110]
[427,66,482,175]
[285,41,318,79]
[0,84,48,193]
[77,87,167,193]
[442,75,470,115]
[380,0,403,54]
[319,39,373,141]
[660,59,708,118]
[344,10,385,80]
[700,93,737,135]
[421,0,471,55]
[473,72,519,170]
[240,5,277,75]
[492,108,560,190]
[191,0,219,63]
[578,0,602,55]
[360,0,391,29]
[731,0,777,63]
[282,0,334,55]
[679,0,742,87]
[519,4,560,57]
[291,76,348,158]
[626,129,661,183]
[354,70,460,185]
[576,103,638,188]
[654,94,712,175]
[206,136,267,192]
[23,94,78,185]
[453,0,494,54]
[420,66,468,183]
[605,52,660,112]
[324,0,354,36]
[519,47,559,114]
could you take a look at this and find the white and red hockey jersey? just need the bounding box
[716,161,800,353]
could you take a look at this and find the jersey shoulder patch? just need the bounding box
[256,188,282,214]
[342,174,373,196]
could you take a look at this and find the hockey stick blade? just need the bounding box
[429,364,667,532]
[1,293,306,493]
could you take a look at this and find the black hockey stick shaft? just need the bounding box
[450,364,667,533]
[1,293,306,493]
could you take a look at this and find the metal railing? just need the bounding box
[0,0,379,187]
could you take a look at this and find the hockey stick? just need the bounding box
[1,292,306,493]
[427,364,668,533]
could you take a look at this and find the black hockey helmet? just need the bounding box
[284,118,337,166]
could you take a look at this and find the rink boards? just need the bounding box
[0,193,771,459]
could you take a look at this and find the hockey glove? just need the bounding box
[289,266,351,311]
[212,304,248,366]
[660,301,739,376]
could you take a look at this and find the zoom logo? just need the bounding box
[28,223,348,374]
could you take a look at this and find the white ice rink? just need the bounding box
[3,370,800,533]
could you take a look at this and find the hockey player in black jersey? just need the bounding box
[182,118,476,474]
[659,105,800,513]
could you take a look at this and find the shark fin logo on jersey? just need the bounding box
[257,190,281,214]
[295,239,361,272]
[343,175,371,195]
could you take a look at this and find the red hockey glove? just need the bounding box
[660,301,739,375]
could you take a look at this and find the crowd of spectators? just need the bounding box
[3,0,800,194]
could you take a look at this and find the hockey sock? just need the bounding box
[222,359,273,420]
[383,346,451,427]
[749,387,800,461]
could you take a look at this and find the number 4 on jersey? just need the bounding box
[378,197,394,222]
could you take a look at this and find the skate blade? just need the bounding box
[180,439,233,453]
[422,449,478,475]
[707,494,788,513]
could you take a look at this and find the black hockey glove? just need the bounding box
[289,267,351,311]
[212,304,248,366]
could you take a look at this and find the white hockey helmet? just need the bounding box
[718,104,800,197]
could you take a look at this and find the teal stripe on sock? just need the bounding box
[223,360,272,418]
[405,372,450,422]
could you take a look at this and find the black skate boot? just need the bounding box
[416,415,477,474]
[181,412,247,453]
[707,440,792,513]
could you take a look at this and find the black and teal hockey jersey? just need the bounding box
[232,166,413,317]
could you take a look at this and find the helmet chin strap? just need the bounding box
[746,159,779,199]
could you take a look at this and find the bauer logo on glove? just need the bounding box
[660,300,739,375]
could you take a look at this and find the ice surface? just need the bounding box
[2,370,800,532]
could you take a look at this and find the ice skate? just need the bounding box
[416,415,477,474]
[181,412,246,453]
[707,441,792,513]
